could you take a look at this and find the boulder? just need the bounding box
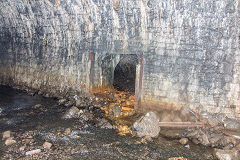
[62,106,80,119]
[133,112,160,138]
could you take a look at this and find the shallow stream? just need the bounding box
[0,85,216,159]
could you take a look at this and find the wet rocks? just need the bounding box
[62,106,80,119]
[133,112,160,138]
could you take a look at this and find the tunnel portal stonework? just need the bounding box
[0,0,239,120]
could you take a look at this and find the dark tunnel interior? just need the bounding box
[113,55,138,93]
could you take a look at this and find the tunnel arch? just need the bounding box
[113,55,138,93]
[99,54,140,93]
[95,53,143,110]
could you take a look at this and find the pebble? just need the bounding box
[22,138,34,144]
[58,99,67,105]
[65,128,71,135]
[76,99,82,107]
[19,146,26,151]
[3,130,11,139]
[192,138,200,144]
[201,134,210,146]
[184,144,190,149]
[179,138,188,145]
[34,104,42,108]
[25,149,41,156]
[43,141,52,149]
[64,101,74,107]
[5,137,16,146]
[112,105,122,117]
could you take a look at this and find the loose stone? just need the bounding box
[179,138,188,145]
[65,128,71,135]
[5,137,16,146]
[43,141,52,149]
[25,149,41,156]
[62,106,80,119]
[133,112,160,138]
[2,130,11,139]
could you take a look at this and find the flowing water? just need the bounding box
[0,85,216,159]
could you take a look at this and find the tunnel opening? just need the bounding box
[113,55,138,94]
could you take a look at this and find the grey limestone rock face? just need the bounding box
[0,0,239,120]
[133,112,160,138]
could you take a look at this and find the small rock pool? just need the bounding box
[0,85,216,159]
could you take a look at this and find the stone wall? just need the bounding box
[0,0,239,119]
